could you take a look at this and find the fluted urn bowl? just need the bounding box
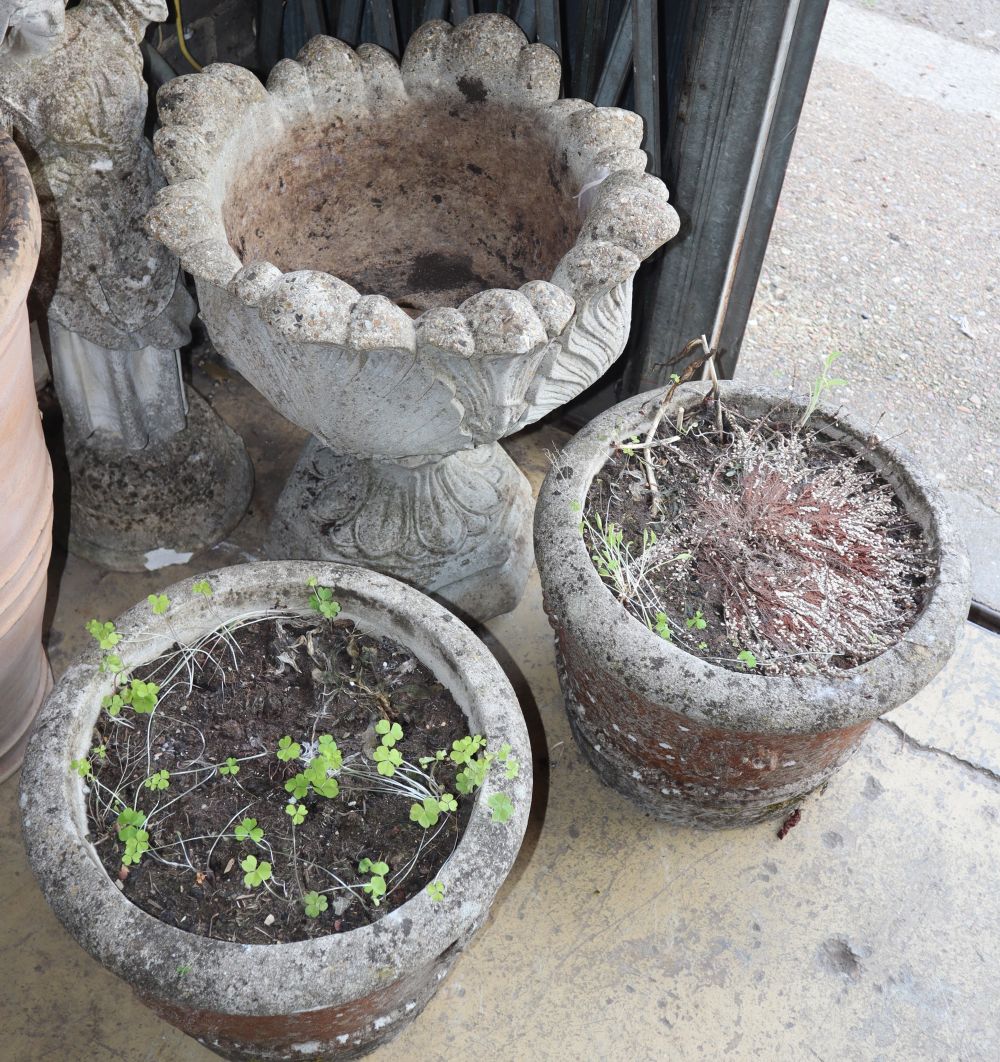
[148,14,679,619]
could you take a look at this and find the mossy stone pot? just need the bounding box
[19,561,531,1060]
[534,382,970,829]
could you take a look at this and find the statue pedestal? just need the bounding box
[67,388,253,571]
[267,440,532,622]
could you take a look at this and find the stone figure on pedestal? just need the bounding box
[0,0,251,570]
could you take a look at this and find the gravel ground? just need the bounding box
[737,0,1000,608]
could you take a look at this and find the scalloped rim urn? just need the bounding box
[146,14,679,620]
[533,382,971,828]
[20,561,531,1061]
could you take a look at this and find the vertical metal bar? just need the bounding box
[301,0,325,38]
[283,1,308,57]
[336,0,365,45]
[370,0,400,53]
[536,0,562,60]
[451,0,473,22]
[627,0,831,392]
[631,0,660,175]
[423,0,449,19]
[593,2,632,107]
[575,0,609,101]
[258,0,284,69]
[513,0,536,39]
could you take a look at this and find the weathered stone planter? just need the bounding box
[20,560,531,1060]
[0,133,53,782]
[534,382,971,828]
[146,14,679,620]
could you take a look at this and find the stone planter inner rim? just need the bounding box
[19,561,530,1016]
[222,101,582,313]
[147,16,676,358]
[539,382,969,735]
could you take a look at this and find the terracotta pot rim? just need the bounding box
[20,561,531,1016]
[534,381,971,736]
[0,133,41,321]
[145,13,678,358]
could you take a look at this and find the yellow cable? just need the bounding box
[172,0,203,72]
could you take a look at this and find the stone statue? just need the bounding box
[0,0,252,569]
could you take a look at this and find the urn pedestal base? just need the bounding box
[267,439,533,622]
[67,388,254,571]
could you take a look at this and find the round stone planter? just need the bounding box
[534,381,971,828]
[0,132,53,782]
[146,13,679,620]
[20,561,531,1060]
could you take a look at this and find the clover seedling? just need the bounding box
[307,578,342,619]
[426,881,445,902]
[219,757,239,776]
[121,829,150,865]
[410,797,442,828]
[418,750,447,768]
[303,891,328,917]
[70,757,92,778]
[285,773,310,800]
[116,807,146,838]
[455,755,489,795]
[234,817,263,844]
[276,736,302,762]
[86,620,121,650]
[496,743,520,781]
[487,793,515,824]
[654,612,672,641]
[737,650,758,670]
[91,744,107,762]
[285,802,307,825]
[148,594,170,615]
[99,653,124,675]
[375,719,403,747]
[373,744,402,777]
[358,858,389,906]
[192,580,213,597]
[123,678,159,714]
[241,854,272,888]
[143,769,170,791]
[686,610,707,631]
[102,693,125,717]
[316,734,343,770]
[450,735,485,766]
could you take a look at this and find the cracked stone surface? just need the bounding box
[3,375,1000,1059]
[885,623,1000,781]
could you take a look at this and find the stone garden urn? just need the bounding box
[147,14,679,620]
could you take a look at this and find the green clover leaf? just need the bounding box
[276,736,302,762]
[143,769,170,791]
[375,719,404,747]
[303,891,328,917]
[285,802,307,825]
[487,793,515,824]
[219,757,240,776]
[426,881,445,902]
[148,594,170,615]
[241,854,272,888]
[234,817,263,844]
[192,580,213,597]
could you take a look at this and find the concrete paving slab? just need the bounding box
[888,621,1000,779]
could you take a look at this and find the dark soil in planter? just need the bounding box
[81,615,475,944]
[584,391,935,677]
